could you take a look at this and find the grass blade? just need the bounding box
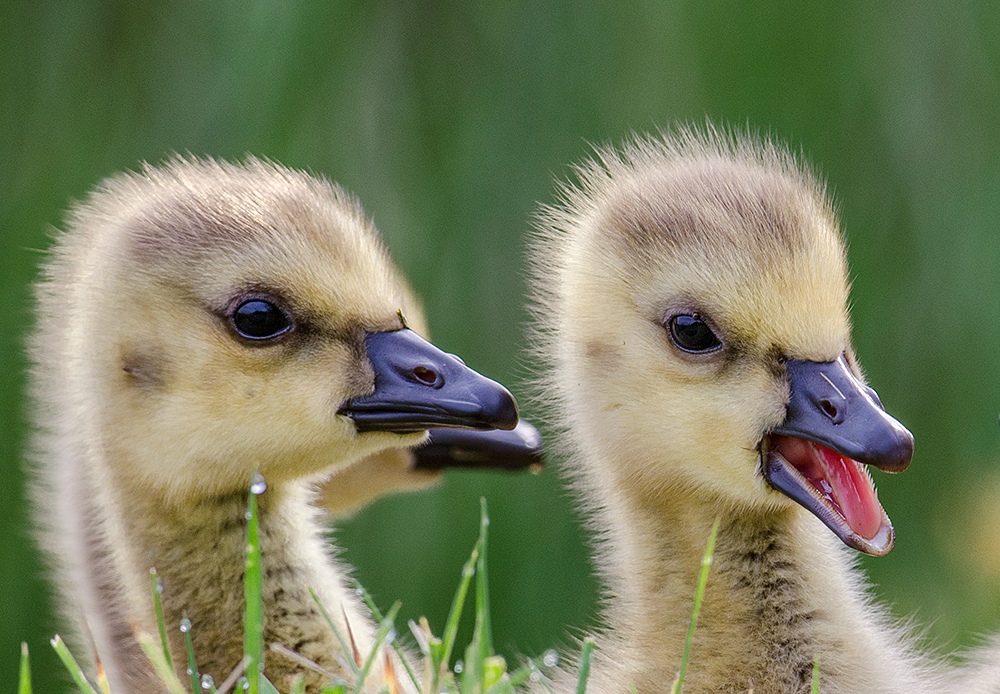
[811,655,821,693]
[149,568,174,673]
[474,498,493,662]
[309,586,363,679]
[441,544,480,665]
[431,536,481,693]
[245,474,266,694]
[352,602,402,694]
[51,635,100,694]
[354,580,422,694]
[482,660,533,694]
[671,517,720,694]
[457,499,495,694]
[259,676,281,694]
[270,643,341,682]
[180,613,201,694]
[18,642,31,694]
[575,637,595,694]
[136,631,188,694]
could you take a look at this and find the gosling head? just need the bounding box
[56,156,517,502]
[535,129,912,556]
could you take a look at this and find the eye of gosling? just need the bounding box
[231,299,292,340]
[667,313,722,354]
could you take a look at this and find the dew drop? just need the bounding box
[200,674,215,689]
[530,669,542,682]
[355,587,364,596]
[245,511,253,520]
[187,667,193,676]
[236,676,249,690]
[250,472,268,495]
[542,649,559,668]
[179,618,191,633]
[385,628,397,645]
[454,660,464,674]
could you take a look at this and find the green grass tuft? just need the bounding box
[29,492,578,693]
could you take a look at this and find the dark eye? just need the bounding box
[668,314,722,353]
[232,299,291,340]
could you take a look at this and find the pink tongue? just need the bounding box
[811,443,883,540]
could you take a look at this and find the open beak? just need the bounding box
[762,355,914,556]
[412,420,544,472]
[338,329,519,433]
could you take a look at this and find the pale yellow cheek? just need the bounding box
[100,320,389,495]
[570,334,789,508]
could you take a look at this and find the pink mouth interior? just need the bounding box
[771,435,883,540]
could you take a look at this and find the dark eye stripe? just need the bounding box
[232,299,292,340]
[668,314,722,353]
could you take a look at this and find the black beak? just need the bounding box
[771,356,913,473]
[763,354,913,556]
[338,329,519,433]
[412,420,544,472]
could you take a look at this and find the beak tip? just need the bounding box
[876,425,914,473]
[488,388,519,431]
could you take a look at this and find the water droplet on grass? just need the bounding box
[179,617,191,633]
[543,649,559,667]
[454,660,464,674]
[200,673,215,689]
[250,472,268,495]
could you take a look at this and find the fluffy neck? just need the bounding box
[571,463,947,694]
[78,465,377,693]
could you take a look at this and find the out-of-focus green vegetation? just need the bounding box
[3,1,999,689]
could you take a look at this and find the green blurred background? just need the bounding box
[4,1,1000,688]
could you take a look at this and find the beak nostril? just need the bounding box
[412,366,438,385]
[819,400,838,420]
